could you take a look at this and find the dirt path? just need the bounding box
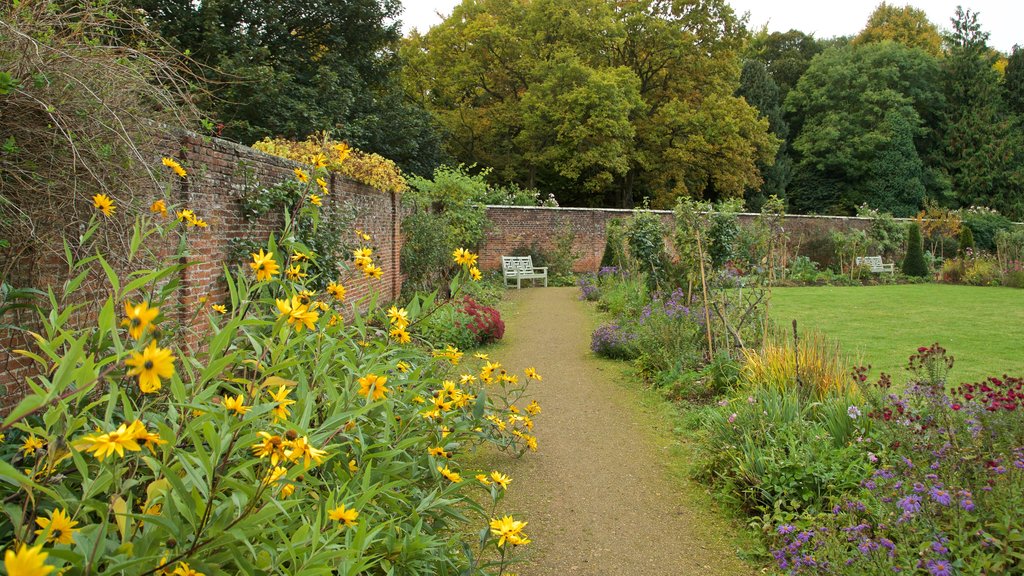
[480,287,755,576]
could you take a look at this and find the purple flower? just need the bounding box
[960,498,975,511]
[929,487,951,506]
[727,413,737,424]
[848,405,862,419]
[868,452,879,463]
[925,559,952,576]
[777,524,796,535]
[931,541,949,555]
[898,494,922,514]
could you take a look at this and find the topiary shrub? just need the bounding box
[959,226,975,255]
[903,222,929,277]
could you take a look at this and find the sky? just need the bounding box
[398,0,1022,52]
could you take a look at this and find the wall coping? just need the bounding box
[484,205,875,222]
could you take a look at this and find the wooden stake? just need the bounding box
[696,232,713,358]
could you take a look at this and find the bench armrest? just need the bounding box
[533,267,548,273]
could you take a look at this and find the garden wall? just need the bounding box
[479,206,873,272]
[0,132,402,412]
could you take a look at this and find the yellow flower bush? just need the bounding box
[252,133,407,194]
[0,166,537,574]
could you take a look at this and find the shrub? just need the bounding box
[963,256,1001,286]
[253,135,407,194]
[0,169,537,575]
[902,222,929,277]
[961,206,1013,252]
[741,328,852,399]
[633,288,703,375]
[578,275,600,301]
[626,209,668,287]
[461,296,505,344]
[418,305,478,350]
[600,219,628,269]
[958,225,975,255]
[590,323,637,360]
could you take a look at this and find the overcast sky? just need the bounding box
[398,0,1021,52]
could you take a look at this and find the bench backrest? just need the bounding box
[502,256,535,274]
[856,256,883,267]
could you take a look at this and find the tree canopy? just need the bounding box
[853,2,943,56]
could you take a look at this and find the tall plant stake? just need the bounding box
[696,232,714,357]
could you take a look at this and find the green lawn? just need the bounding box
[771,284,1024,385]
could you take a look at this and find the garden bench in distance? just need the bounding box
[502,256,548,289]
[856,255,896,274]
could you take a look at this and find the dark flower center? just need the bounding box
[144,360,154,370]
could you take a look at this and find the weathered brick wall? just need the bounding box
[479,206,873,272]
[1,132,402,412]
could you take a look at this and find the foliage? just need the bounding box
[995,227,1024,271]
[741,328,852,400]
[625,209,669,288]
[902,223,929,277]
[632,288,704,377]
[856,204,906,260]
[252,135,407,194]
[599,219,629,270]
[0,183,539,574]
[415,305,478,351]
[736,60,792,210]
[961,206,1013,253]
[0,0,195,264]
[852,3,943,56]
[828,229,869,277]
[133,0,444,177]
[544,225,582,283]
[707,202,743,270]
[915,201,961,259]
[958,225,975,255]
[403,0,777,207]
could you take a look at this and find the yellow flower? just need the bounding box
[124,300,159,340]
[348,459,359,473]
[316,177,329,194]
[326,281,346,301]
[291,250,309,262]
[125,341,176,393]
[386,306,409,329]
[311,154,328,169]
[452,248,478,267]
[294,168,309,183]
[275,296,319,332]
[211,304,227,314]
[427,446,448,458]
[489,515,530,548]
[223,393,249,416]
[35,508,79,545]
[355,229,371,241]
[353,247,373,261]
[489,471,512,490]
[364,263,384,279]
[4,543,54,576]
[328,503,359,528]
[285,436,328,468]
[437,465,462,483]
[127,420,166,453]
[396,361,411,373]
[250,249,280,282]
[191,217,208,228]
[162,157,187,178]
[524,367,542,381]
[308,194,322,206]
[525,435,538,452]
[252,432,287,465]
[263,465,288,486]
[334,142,352,163]
[74,422,142,461]
[21,435,45,456]
[389,327,410,344]
[280,483,296,498]
[172,562,204,576]
[357,374,389,401]
[268,385,296,422]
[285,265,308,281]
[476,474,491,485]
[92,193,115,217]
[150,199,168,217]
[480,361,502,382]
[470,267,482,281]
[525,400,542,416]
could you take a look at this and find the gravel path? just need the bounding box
[482,286,755,576]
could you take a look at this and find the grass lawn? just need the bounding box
[771,284,1024,385]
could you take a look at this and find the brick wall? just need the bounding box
[480,206,873,272]
[1,132,402,412]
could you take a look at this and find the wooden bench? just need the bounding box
[856,255,896,274]
[501,256,548,289]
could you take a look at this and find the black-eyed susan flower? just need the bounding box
[286,436,328,468]
[308,193,322,207]
[172,562,204,576]
[285,265,307,281]
[124,300,159,340]
[428,446,448,458]
[74,422,142,461]
[328,503,359,528]
[21,435,45,456]
[92,193,115,217]
[150,199,168,217]
[162,157,187,178]
[386,306,409,329]
[489,515,530,547]
[34,508,79,545]
[176,208,194,223]
[389,326,411,344]
[311,154,327,169]
[212,304,227,314]
[357,374,389,401]
[396,361,411,373]
[355,229,370,241]
[334,142,351,162]
[470,267,482,281]
[252,432,287,465]
[489,471,512,490]
[452,248,478,267]
[476,474,491,485]
[293,168,309,183]
[363,263,383,279]
[267,386,296,422]
[316,177,329,194]
[275,296,318,332]
[3,543,54,576]
[128,420,166,454]
[291,250,309,262]
[526,400,542,415]
[524,367,542,381]
[223,393,249,416]
[437,465,461,483]
[250,249,280,281]
[326,281,346,301]
[348,459,359,473]
[125,341,175,393]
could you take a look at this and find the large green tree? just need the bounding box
[852,2,943,56]
[133,0,444,175]
[785,41,945,215]
[736,59,791,209]
[402,0,777,207]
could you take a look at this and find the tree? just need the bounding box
[1005,45,1024,116]
[746,29,828,101]
[786,41,945,214]
[132,0,444,176]
[853,3,943,56]
[863,110,926,216]
[403,0,777,208]
[903,222,929,276]
[737,59,791,209]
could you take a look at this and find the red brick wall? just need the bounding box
[0,133,402,413]
[479,206,873,272]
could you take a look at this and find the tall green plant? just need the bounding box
[903,222,929,276]
[626,208,668,288]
